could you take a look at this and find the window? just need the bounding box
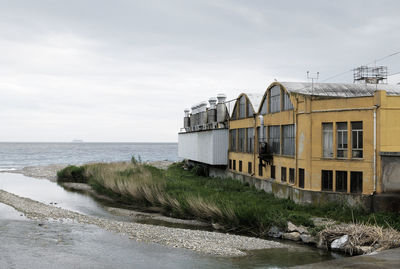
[271,165,276,179]
[233,160,236,170]
[282,124,295,156]
[299,168,305,188]
[268,126,280,154]
[258,163,263,176]
[289,168,295,184]
[322,123,333,157]
[350,172,363,193]
[260,98,268,115]
[336,171,347,192]
[239,96,246,119]
[230,129,237,151]
[282,91,294,110]
[352,122,363,158]
[239,160,242,172]
[281,167,287,182]
[247,102,254,117]
[248,162,252,174]
[269,86,281,113]
[229,159,232,169]
[321,170,333,191]
[337,122,348,158]
[231,104,238,120]
[238,128,245,152]
[246,128,254,153]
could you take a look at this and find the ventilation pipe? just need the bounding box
[198,101,208,126]
[216,94,228,123]
[258,115,264,142]
[183,108,190,131]
[207,97,217,124]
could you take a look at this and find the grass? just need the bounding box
[57,161,400,238]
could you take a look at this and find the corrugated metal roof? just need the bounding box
[245,93,264,113]
[280,82,400,97]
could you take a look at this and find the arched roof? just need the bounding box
[279,82,400,97]
[231,92,264,117]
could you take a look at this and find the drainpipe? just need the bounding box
[373,105,377,194]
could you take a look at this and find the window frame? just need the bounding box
[321,170,333,191]
[322,122,333,158]
[351,121,363,159]
[337,122,348,158]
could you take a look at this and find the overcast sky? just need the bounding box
[1,0,399,142]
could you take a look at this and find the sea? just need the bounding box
[0,142,179,171]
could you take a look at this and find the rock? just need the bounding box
[331,235,349,250]
[267,226,283,238]
[358,246,374,254]
[317,236,327,249]
[211,223,225,230]
[282,232,301,241]
[287,221,308,234]
[300,234,316,244]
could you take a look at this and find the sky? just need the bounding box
[1,0,400,142]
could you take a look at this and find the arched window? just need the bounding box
[260,97,268,115]
[283,91,294,110]
[231,104,238,120]
[239,96,246,119]
[247,101,254,117]
[269,86,281,113]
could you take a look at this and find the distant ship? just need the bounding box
[72,139,84,143]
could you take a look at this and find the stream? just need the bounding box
[0,172,344,268]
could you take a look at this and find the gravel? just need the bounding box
[0,189,284,256]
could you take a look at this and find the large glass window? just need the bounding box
[282,91,294,110]
[337,122,348,158]
[352,122,363,158]
[260,98,268,115]
[322,123,333,157]
[231,104,238,120]
[269,86,281,113]
[238,128,245,152]
[282,124,295,156]
[246,128,254,153]
[247,102,254,117]
[268,126,280,154]
[239,96,246,119]
[321,170,333,191]
[230,129,237,151]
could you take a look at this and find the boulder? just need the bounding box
[331,235,349,250]
[267,226,283,238]
[287,221,308,234]
[300,234,316,244]
[282,232,301,241]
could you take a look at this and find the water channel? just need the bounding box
[0,173,344,268]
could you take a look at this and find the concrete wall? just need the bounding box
[209,166,372,210]
[381,153,400,192]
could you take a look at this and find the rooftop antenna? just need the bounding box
[307,71,319,95]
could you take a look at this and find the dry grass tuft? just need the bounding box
[319,223,400,255]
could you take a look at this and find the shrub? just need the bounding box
[57,165,87,183]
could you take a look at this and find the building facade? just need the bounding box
[228,82,400,196]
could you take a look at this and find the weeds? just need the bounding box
[57,161,400,239]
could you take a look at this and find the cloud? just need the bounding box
[0,0,399,141]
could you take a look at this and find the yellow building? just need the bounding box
[228,82,400,197]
